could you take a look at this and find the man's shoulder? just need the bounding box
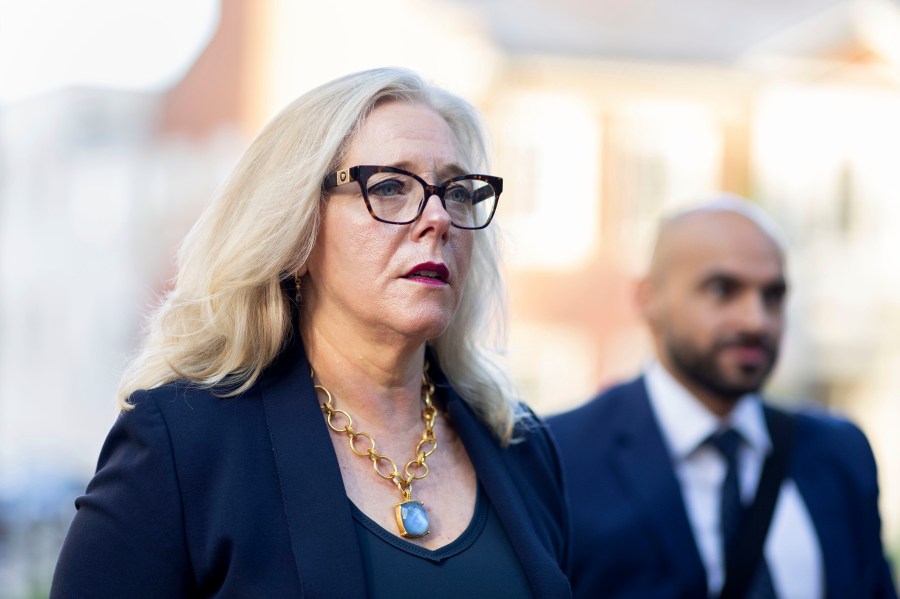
[767,401,877,469]
[769,401,868,443]
[547,377,645,436]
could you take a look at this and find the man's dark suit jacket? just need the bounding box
[548,377,898,599]
[51,338,571,598]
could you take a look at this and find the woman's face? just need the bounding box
[304,101,475,346]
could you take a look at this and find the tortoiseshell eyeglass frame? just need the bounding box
[322,165,502,230]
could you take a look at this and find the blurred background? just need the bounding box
[1,0,898,595]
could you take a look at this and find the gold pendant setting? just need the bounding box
[395,500,430,538]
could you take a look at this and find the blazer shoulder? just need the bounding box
[514,402,554,447]
[127,379,255,411]
[790,405,874,456]
[121,380,271,479]
[53,382,197,596]
[126,379,265,422]
[504,402,573,582]
[511,404,569,492]
[785,404,880,488]
[547,377,644,437]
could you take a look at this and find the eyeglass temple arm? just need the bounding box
[323,168,358,190]
[473,185,495,205]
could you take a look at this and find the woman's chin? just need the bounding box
[394,313,454,345]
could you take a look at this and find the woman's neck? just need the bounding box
[301,319,429,432]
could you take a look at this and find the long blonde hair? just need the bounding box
[118,67,521,443]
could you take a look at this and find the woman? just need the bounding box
[51,67,570,598]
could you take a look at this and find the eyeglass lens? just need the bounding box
[364,172,496,228]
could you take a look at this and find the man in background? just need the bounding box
[549,197,897,598]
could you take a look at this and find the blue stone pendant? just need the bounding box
[395,500,430,538]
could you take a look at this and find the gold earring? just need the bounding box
[294,272,302,304]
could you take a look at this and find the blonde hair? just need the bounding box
[118,67,521,443]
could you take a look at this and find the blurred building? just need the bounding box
[472,0,900,557]
[1,0,898,593]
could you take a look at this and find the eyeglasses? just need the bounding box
[323,165,502,230]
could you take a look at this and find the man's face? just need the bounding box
[642,212,787,407]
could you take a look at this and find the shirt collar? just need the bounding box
[644,360,772,460]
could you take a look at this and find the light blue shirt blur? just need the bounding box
[645,360,824,599]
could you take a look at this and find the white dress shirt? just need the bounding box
[644,361,824,598]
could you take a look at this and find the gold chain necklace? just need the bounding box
[312,361,437,538]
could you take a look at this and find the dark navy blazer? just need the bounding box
[548,377,898,599]
[51,338,571,598]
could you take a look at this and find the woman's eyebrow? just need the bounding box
[439,163,468,179]
[384,160,468,179]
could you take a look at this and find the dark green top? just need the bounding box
[351,484,533,598]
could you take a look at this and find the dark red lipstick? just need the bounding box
[404,262,450,285]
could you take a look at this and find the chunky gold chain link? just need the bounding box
[314,362,437,501]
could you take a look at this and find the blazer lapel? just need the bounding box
[445,387,571,598]
[610,378,708,596]
[260,338,367,599]
[790,433,847,598]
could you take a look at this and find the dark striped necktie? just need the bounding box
[708,428,777,599]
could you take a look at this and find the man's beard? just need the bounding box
[666,333,779,402]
